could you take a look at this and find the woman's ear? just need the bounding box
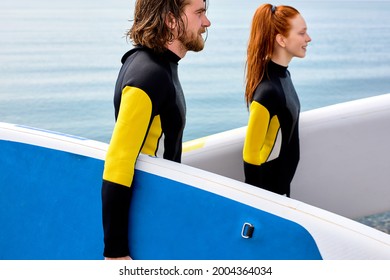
[165,12,177,30]
[275,34,286,48]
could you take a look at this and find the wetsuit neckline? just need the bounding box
[268,60,288,77]
[121,46,181,65]
[163,49,181,64]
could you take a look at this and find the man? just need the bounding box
[101,0,211,260]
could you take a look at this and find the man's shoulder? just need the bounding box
[122,47,170,79]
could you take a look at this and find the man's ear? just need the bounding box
[165,12,177,30]
[275,34,286,48]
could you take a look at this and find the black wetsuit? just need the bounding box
[101,46,185,257]
[243,60,300,197]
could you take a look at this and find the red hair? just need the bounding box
[245,4,299,106]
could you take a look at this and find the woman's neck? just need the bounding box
[271,47,292,67]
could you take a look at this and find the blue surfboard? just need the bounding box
[1,121,390,260]
[0,125,320,260]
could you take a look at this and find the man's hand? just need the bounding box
[105,256,132,260]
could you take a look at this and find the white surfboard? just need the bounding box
[183,93,390,219]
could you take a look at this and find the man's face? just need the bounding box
[179,0,211,52]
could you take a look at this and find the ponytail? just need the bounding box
[244,4,299,106]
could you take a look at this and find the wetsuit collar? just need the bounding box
[121,46,181,64]
[163,49,181,64]
[268,60,288,77]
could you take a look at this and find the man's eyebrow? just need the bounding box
[195,7,207,13]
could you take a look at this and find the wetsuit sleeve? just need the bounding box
[102,86,152,258]
[101,181,132,257]
[243,100,281,188]
[243,101,270,165]
[103,86,152,186]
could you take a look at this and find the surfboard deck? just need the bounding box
[0,135,321,260]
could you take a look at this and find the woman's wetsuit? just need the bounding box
[102,46,185,257]
[243,60,300,197]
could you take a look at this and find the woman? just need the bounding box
[243,4,311,197]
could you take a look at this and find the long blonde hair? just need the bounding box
[245,4,299,106]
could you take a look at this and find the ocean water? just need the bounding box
[1,0,390,143]
[1,0,390,231]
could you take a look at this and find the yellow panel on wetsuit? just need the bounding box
[141,115,162,156]
[243,101,281,166]
[103,86,152,187]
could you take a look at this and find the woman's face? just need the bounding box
[284,14,311,58]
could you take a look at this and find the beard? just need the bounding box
[179,29,206,52]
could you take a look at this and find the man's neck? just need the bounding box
[166,40,187,59]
